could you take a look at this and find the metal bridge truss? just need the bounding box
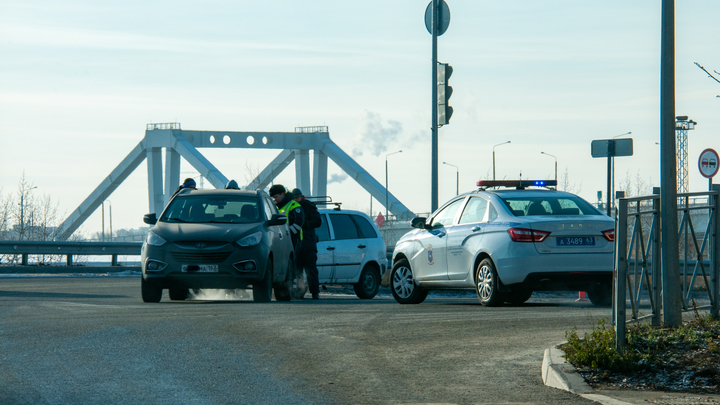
[614,186,720,349]
[58,124,415,239]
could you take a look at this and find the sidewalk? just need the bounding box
[542,345,720,405]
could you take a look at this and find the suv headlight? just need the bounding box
[237,231,262,247]
[146,230,167,246]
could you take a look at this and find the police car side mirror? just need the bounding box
[143,213,157,225]
[411,217,428,229]
[268,214,288,226]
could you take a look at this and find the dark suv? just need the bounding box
[140,189,294,303]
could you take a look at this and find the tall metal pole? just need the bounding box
[607,154,612,217]
[660,0,682,326]
[431,0,439,212]
[443,162,459,195]
[386,150,402,220]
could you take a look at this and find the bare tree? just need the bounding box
[0,173,68,264]
[558,166,582,194]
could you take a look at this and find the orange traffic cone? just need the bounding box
[576,291,588,301]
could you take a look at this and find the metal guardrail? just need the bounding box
[614,186,720,350]
[0,241,142,274]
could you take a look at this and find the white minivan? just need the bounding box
[313,208,388,299]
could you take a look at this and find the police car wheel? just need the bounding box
[390,259,428,304]
[475,259,502,306]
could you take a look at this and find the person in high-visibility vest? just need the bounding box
[269,184,305,292]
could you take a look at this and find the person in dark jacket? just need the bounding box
[172,178,196,198]
[293,188,321,300]
[269,184,305,295]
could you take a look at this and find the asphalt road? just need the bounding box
[0,277,610,405]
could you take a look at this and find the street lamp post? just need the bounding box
[492,141,511,181]
[540,152,557,181]
[385,150,402,220]
[443,162,459,195]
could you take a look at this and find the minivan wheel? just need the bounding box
[168,287,188,301]
[475,258,502,306]
[141,277,162,303]
[274,260,293,302]
[390,259,428,304]
[253,260,273,303]
[354,266,380,299]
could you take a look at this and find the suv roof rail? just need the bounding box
[476,180,557,190]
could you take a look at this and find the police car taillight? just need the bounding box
[507,227,550,243]
[476,180,557,188]
[602,229,615,242]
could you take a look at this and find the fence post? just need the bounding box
[712,184,719,318]
[66,254,73,266]
[652,187,662,326]
[615,197,628,352]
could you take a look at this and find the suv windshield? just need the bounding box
[161,195,261,223]
[500,195,601,217]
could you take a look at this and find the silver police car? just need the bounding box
[390,180,615,306]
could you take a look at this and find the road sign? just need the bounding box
[591,138,634,158]
[698,148,719,178]
[425,0,450,36]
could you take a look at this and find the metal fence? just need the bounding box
[614,185,720,349]
[0,241,142,273]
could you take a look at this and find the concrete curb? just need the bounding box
[542,344,634,405]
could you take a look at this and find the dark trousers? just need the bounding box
[297,250,319,295]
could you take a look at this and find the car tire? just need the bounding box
[475,258,503,306]
[168,287,188,301]
[587,284,612,307]
[253,260,273,303]
[354,266,380,299]
[505,289,532,305]
[274,260,293,302]
[141,277,162,303]
[390,259,428,304]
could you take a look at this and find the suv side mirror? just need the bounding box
[143,213,157,225]
[411,217,428,229]
[268,214,288,226]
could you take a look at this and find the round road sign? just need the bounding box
[698,148,719,178]
[425,0,450,36]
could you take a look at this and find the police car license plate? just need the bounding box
[556,237,595,246]
[181,264,219,273]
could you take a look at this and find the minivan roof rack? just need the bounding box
[306,196,342,210]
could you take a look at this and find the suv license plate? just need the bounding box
[182,264,219,273]
[556,237,595,246]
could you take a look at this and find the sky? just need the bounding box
[1,0,719,238]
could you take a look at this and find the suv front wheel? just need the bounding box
[390,259,428,304]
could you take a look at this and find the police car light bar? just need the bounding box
[476,180,557,188]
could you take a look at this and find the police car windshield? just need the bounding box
[500,196,601,217]
[161,196,260,224]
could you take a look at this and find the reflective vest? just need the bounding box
[279,200,303,240]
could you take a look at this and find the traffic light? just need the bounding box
[438,62,453,126]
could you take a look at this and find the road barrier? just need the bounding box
[0,241,142,274]
[614,185,720,350]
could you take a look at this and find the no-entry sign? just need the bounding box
[698,148,719,179]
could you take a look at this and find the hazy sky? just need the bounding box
[1,0,719,237]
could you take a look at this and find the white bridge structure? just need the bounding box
[58,123,414,239]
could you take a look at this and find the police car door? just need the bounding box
[412,197,465,281]
[446,196,489,280]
